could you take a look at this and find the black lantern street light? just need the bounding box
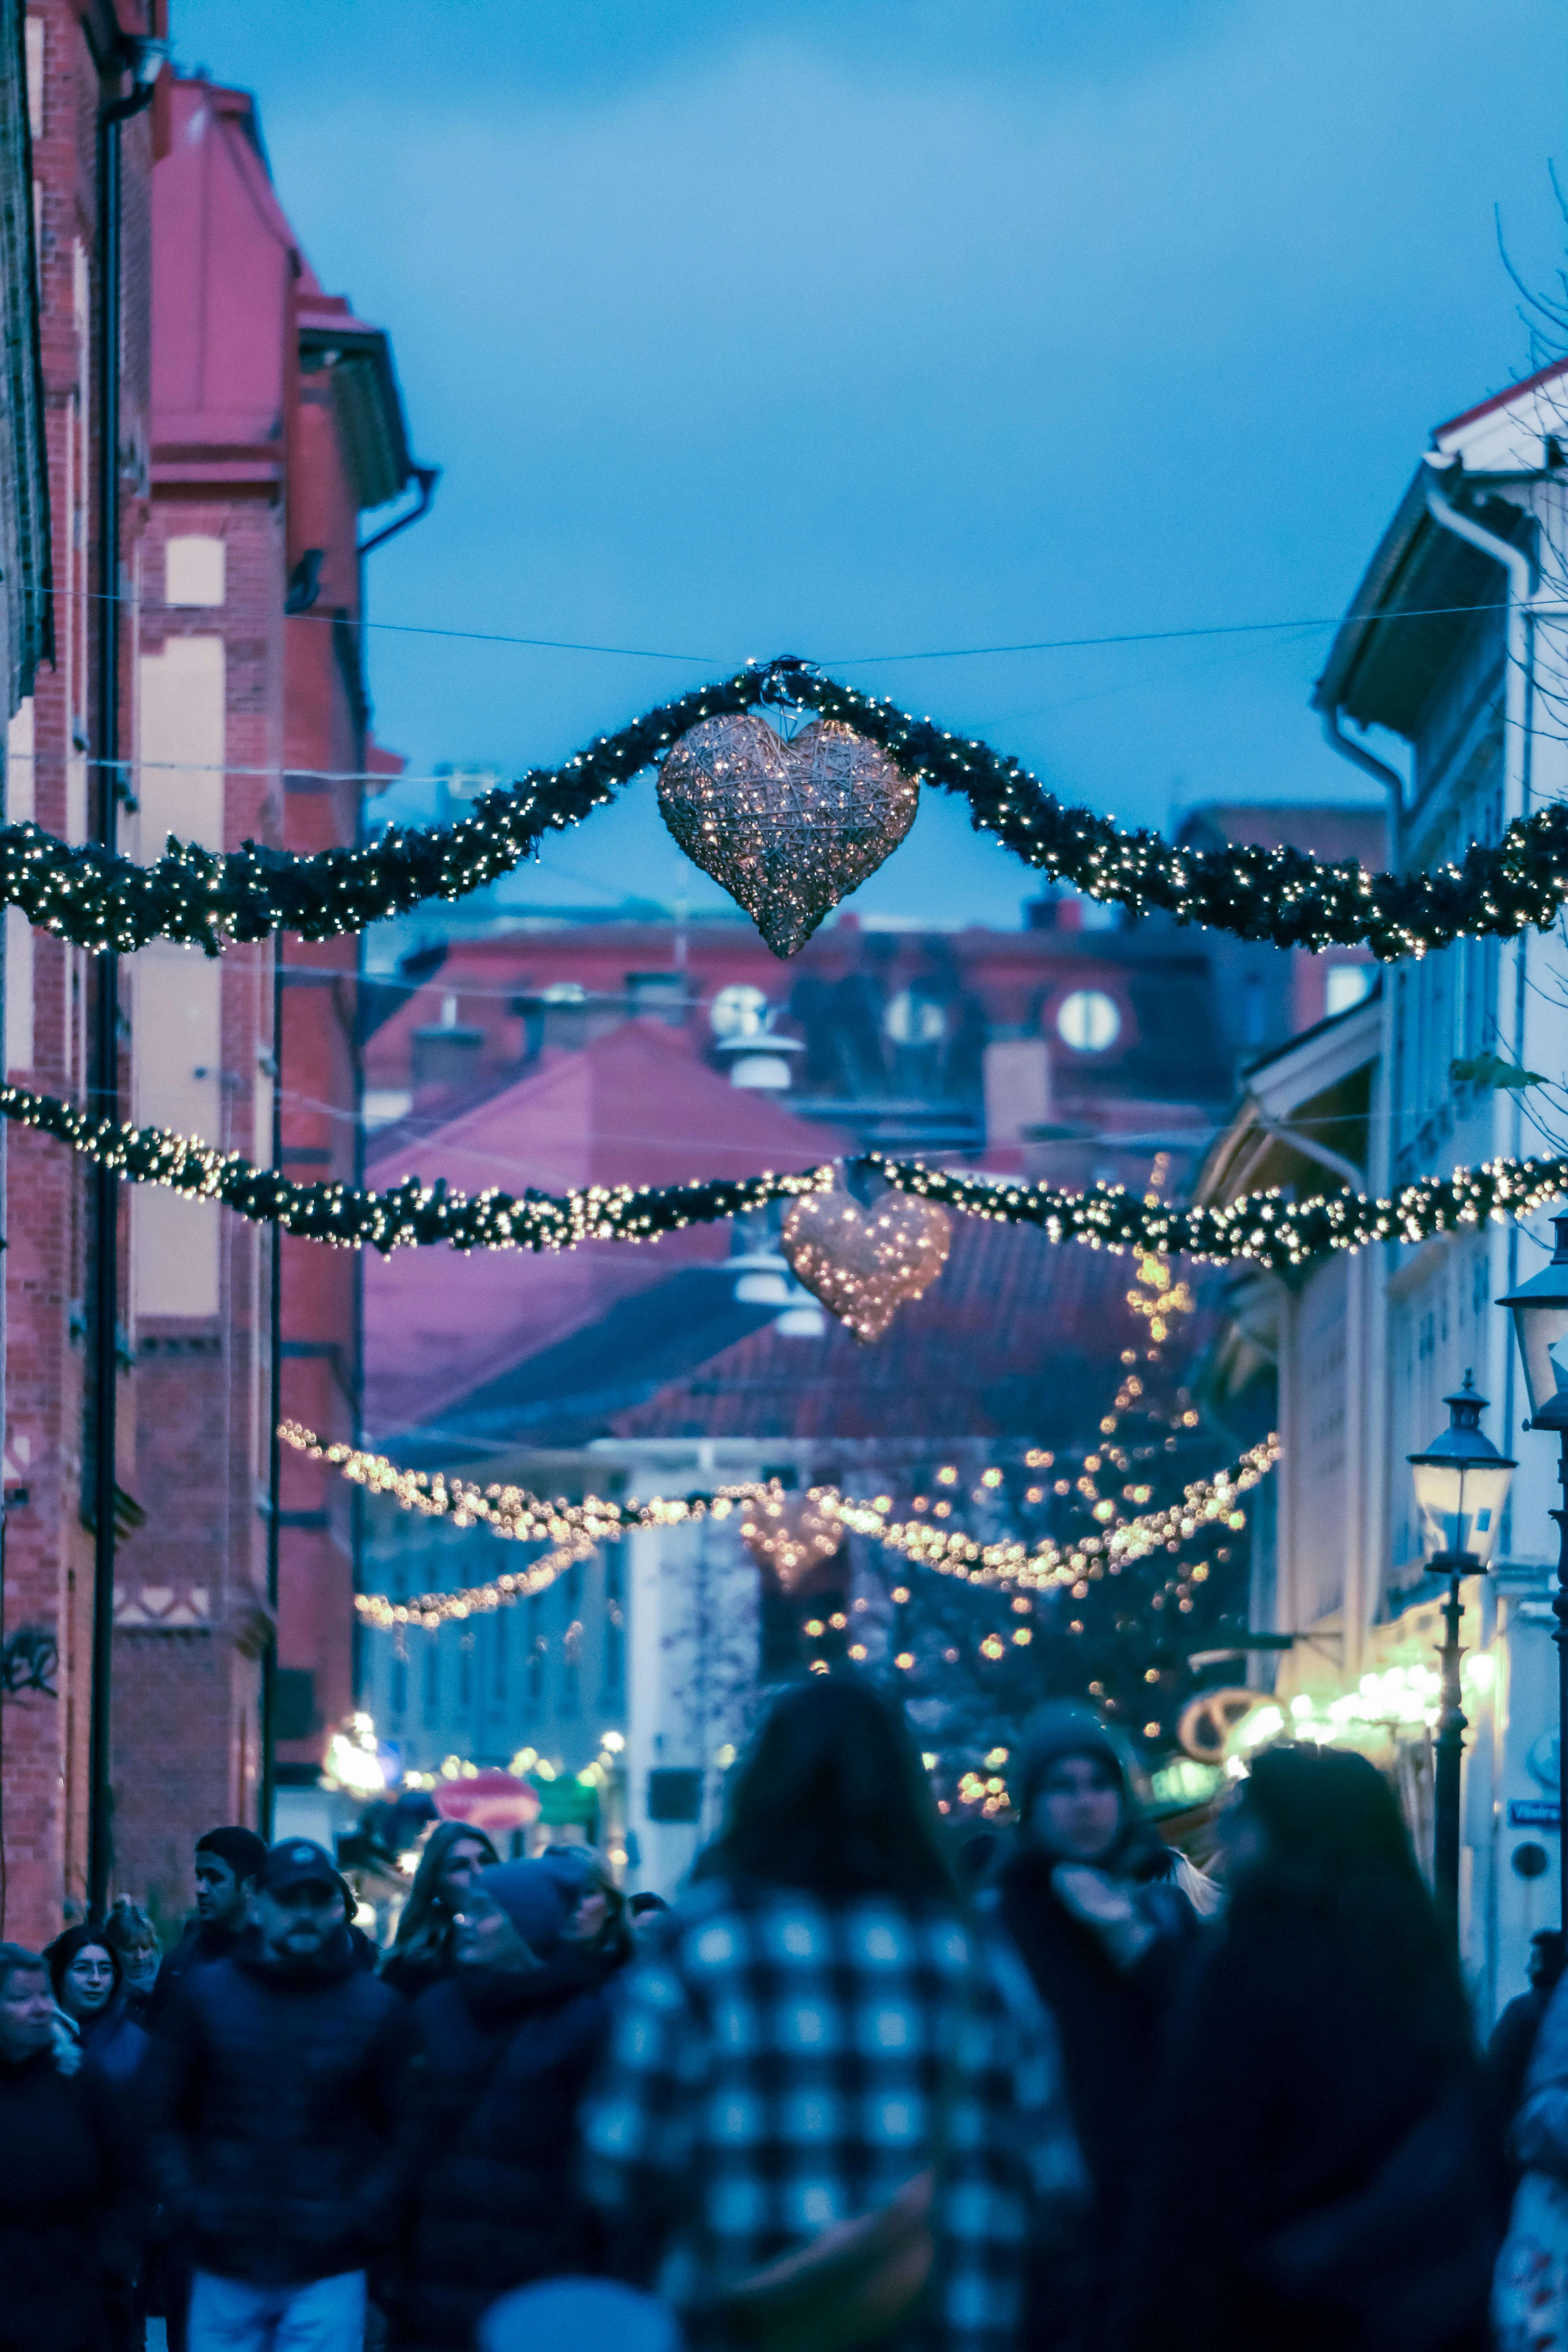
[1500,1211,1568,1932]
[1406,1374,1515,1934]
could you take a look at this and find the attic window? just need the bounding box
[1056,989,1121,1053]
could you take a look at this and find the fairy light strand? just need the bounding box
[8,1079,1568,1271]
[280,1419,1279,1626]
[3,657,1568,956]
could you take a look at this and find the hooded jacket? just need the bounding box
[143,1925,408,2287]
[391,1950,612,2352]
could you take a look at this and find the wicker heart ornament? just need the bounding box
[657,714,918,956]
[781,1191,952,1344]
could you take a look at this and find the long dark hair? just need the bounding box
[1235,1744,1471,2060]
[706,1678,957,1908]
[388,1819,499,1967]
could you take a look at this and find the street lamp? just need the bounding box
[1407,1373,1515,1933]
[1500,1211,1568,1931]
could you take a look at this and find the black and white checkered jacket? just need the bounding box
[581,1879,1086,2352]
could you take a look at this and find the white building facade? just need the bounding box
[1217,363,1568,2015]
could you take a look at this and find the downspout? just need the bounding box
[1423,461,1539,1503]
[86,33,167,1926]
[350,462,438,1703]
[1321,707,1405,871]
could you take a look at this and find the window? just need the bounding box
[1055,989,1121,1053]
[1324,964,1374,1019]
[165,534,225,607]
[422,1636,439,1726]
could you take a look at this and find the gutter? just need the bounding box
[1320,707,1405,869]
[1422,456,1540,1492]
[1422,455,1536,833]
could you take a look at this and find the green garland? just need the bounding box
[4,1078,1565,1271]
[5,658,1567,958]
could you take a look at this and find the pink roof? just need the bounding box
[364,1023,849,1436]
[153,82,299,459]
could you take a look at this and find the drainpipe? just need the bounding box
[86,32,168,1927]
[1424,460,1540,1490]
[1423,460,1536,834]
[1320,708,1405,871]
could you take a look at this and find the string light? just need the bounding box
[3,656,1567,956]
[282,1419,1277,1623]
[8,1078,1568,1274]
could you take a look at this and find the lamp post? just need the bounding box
[1407,1374,1515,1935]
[1499,1211,1568,1932]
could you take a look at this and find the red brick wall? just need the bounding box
[1,2,159,1946]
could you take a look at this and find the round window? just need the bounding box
[709,983,768,1040]
[1055,988,1121,1053]
[885,989,946,1047]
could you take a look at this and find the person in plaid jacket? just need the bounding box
[581,1680,1086,2351]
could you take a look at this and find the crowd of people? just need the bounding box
[0,1678,1564,2352]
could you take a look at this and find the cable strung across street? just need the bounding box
[4,1075,1567,1268]
[1,657,1566,957]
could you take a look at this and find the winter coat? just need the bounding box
[148,1918,243,2028]
[81,1996,151,2088]
[582,1881,1086,2352]
[390,1953,611,2352]
[1111,1895,1502,2352]
[380,1940,454,2006]
[1488,1984,1553,2172]
[0,2045,140,2352]
[989,1844,1197,2347]
[142,1926,408,2288]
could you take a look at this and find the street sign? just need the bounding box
[1509,1798,1562,1830]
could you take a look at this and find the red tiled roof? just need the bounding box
[612,1217,1224,1444]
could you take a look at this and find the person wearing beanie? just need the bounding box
[980,1699,1204,2352]
[387,1862,613,2352]
[149,1826,270,2027]
[537,1845,633,1985]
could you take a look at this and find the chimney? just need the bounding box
[983,1035,1052,1149]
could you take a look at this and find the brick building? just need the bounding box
[105,71,423,1928]
[1,0,163,1947]
[0,34,424,1941]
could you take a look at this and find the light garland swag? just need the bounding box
[8,1078,1568,1272]
[7,659,1568,959]
[279,1419,1277,1626]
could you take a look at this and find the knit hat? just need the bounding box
[474,1862,571,1961]
[536,1847,594,1908]
[1016,1699,1131,1816]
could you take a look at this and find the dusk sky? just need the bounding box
[178,0,1568,931]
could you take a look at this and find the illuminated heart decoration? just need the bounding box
[781,1191,952,1344]
[740,1493,842,1591]
[657,713,918,957]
